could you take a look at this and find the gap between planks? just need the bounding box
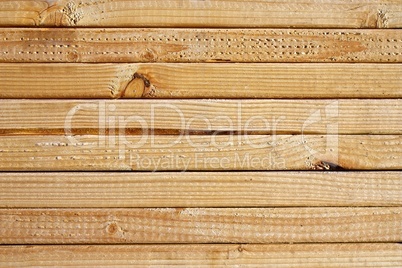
[0,0,401,28]
[0,208,401,244]
[1,28,402,63]
[0,172,401,208]
[0,244,401,267]
[0,63,402,99]
[0,99,400,135]
[0,135,400,171]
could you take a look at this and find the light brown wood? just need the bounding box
[0,63,134,99]
[1,208,401,244]
[1,172,401,208]
[1,63,402,99]
[1,0,401,264]
[1,99,400,135]
[1,0,402,28]
[1,243,401,267]
[1,28,402,63]
[0,135,400,171]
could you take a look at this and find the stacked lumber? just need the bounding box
[0,0,401,266]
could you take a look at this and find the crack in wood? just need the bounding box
[312,161,345,171]
[133,73,151,88]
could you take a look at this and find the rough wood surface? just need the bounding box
[1,63,402,99]
[0,135,400,171]
[1,244,401,267]
[1,0,401,265]
[1,28,402,63]
[1,99,400,135]
[0,208,401,244]
[1,172,401,208]
[0,0,402,28]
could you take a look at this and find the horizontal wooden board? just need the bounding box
[0,0,402,28]
[1,208,401,244]
[1,244,401,267]
[1,99,401,135]
[0,135,400,171]
[1,63,402,99]
[1,28,402,63]
[1,172,401,208]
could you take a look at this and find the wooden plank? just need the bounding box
[0,0,402,28]
[1,63,402,99]
[0,208,401,244]
[1,99,401,135]
[1,172,401,208]
[1,244,401,267]
[0,135,400,171]
[1,28,402,63]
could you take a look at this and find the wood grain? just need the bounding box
[1,28,402,63]
[1,99,400,135]
[1,244,401,267]
[0,0,402,28]
[1,208,401,244]
[0,172,401,208]
[1,0,401,264]
[0,135,400,171]
[1,63,402,99]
